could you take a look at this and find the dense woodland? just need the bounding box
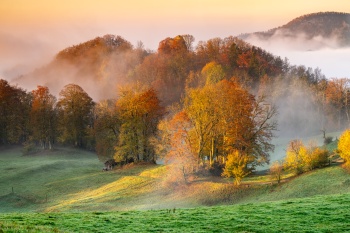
[1,34,350,183]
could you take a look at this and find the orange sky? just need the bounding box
[0,0,350,79]
[0,0,350,34]
[1,0,350,48]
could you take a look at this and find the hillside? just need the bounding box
[239,12,350,48]
[0,146,350,232]
[1,147,350,213]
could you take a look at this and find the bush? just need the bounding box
[309,148,329,169]
[269,161,283,183]
[284,139,330,174]
[22,142,38,155]
[324,136,333,145]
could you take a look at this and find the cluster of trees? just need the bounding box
[0,80,94,151]
[2,34,350,185]
[95,85,164,163]
[161,79,276,185]
[271,128,350,184]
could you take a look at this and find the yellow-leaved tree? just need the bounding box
[284,140,306,175]
[338,129,350,167]
[222,150,253,186]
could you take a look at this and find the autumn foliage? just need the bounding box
[338,129,350,167]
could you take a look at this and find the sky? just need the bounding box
[1,0,350,79]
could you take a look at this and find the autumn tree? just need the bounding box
[201,61,226,85]
[115,86,164,163]
[222,150,253,186]
[184,79,276,174]
[338,129,350,167]
[284,140,306,175]
[57,84,95,148]
[30,86,57,150]
[184,84,218,164]
[165,111,198,184]
[269,161,283,184]
[325,78,350,129]
[284,139,329,175]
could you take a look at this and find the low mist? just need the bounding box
[0,32,59,80]
[244,30,350,78]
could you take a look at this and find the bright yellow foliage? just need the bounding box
[338,129,350,165]
[284,140,305,175]
[284,139,329,175]
[222,150,252,186]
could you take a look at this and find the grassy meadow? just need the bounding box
[1,143,350,232]
[1,193,350,232]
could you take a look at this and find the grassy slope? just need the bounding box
[1,145,350,231]
[1,146,350,213]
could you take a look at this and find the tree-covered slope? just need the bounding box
[240,12,350,47]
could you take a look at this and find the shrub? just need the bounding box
[269,161,283,183]
[22,142,38,155]
[284,139,330,175]
[309,148,329,169]
[324,136,333,145]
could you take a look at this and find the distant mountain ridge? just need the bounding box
[239,12,350,47]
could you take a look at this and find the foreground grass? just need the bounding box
[1,193,350,232]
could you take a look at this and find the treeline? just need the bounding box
[0,81,94,150]
[1,34,350,183]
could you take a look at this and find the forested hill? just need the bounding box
[12,35,148,100]
[239,12,350,47]
[13,34,287,102]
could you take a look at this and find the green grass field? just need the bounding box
[1,193,350,232]
[1,144,350,232]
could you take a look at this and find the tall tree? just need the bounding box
[30,86,57,149]
[165,111,198,184]
[184,79,276,170]
[94,99,120,161]
[57,84,94,148]
[115,86,164,163]
[0,79,31,144]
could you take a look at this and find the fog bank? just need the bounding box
[244,32,350,78]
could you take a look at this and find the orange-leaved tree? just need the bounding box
[115,86,164,163]
[165,111,198,184]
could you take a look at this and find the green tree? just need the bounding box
[94,99,120,162]
[57,84,94,148]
